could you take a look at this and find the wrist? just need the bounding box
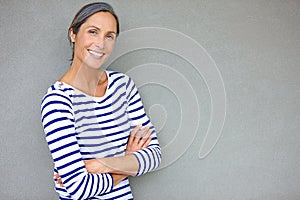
[101,155,137,175]
[97,158,112,174]
[85,158,112,174]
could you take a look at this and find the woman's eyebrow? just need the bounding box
[86,25,101,30]
[86,25,116,34]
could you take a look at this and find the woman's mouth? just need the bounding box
[88,50,105,59]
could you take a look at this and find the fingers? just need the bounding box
[140,128,152,147]
[134,126,149,144]
[53,173,60,179]
[142,135,152,149]
[126,125,153,154]
[134,126,152,148]
[57,179,63,187]
[53,173,64,187]
[128,124,142,145]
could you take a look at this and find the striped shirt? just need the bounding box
[41,71,161,199]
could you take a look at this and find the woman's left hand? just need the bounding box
[126,125,152,155]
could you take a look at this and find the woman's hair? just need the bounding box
[68,2,119,62]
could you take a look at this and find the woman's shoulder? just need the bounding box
[40,82,75,119]
[41,81,75,103]
[106,70,132,82]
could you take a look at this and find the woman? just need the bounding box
[41,2,161,199]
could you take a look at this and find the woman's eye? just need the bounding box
[88,30,97,35]
[106,34,115,40]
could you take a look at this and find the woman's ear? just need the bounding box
[69,28,76,43]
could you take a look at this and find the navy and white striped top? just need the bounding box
[41,71,161,199]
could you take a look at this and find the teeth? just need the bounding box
[89,50,104,57]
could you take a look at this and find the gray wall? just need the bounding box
[1,0,299,199]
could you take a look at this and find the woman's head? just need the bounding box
[68,2,119,66]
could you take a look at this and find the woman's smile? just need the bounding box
[88,49,105,59]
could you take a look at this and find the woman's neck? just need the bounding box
[60,61,107,97]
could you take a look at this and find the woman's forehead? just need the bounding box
[83,12,117,32]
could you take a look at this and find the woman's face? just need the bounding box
[70,12,117,69]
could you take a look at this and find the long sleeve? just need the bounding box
[125,77,162,176]
[41,90,114,199]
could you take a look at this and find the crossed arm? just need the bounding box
[43,78,161,198]
[55,124,152,186]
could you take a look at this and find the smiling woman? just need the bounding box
[40,2,161,199]
[69,12,117,71]
[62,11,118,97]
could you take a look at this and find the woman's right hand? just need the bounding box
[126,124,152,155]
[53,173,63,187]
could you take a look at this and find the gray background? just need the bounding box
[1,0,299,199]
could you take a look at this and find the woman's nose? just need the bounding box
[95,37,105,49]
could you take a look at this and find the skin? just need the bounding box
[84,125,152,175]
[60,12,117,97]
[55,12,152,187]
[55,125,152,186]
